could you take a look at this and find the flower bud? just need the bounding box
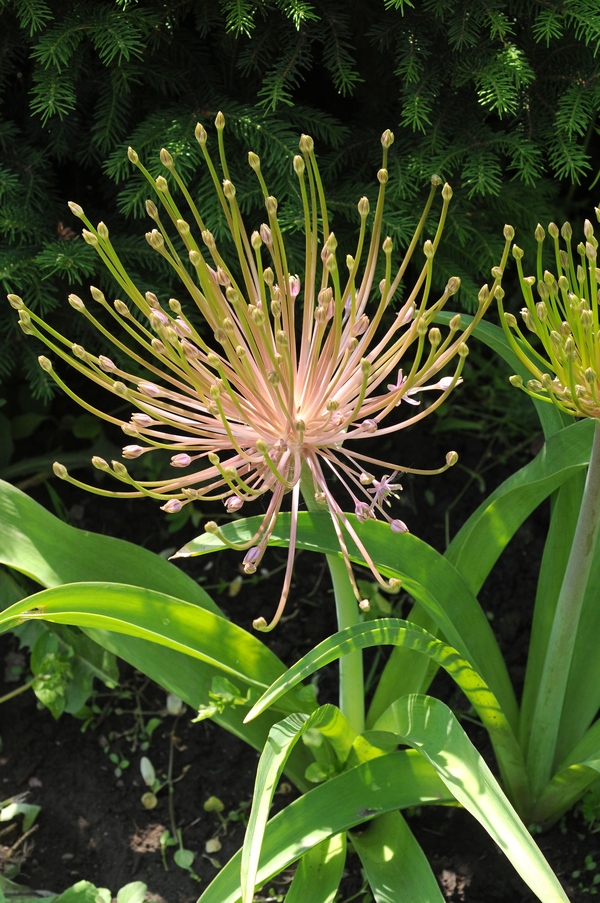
[561,222,573,241]
[428,327,441,346]
[358,197,370,217]
[449,313,462,330]
[390,519,409,534]
[423,240,434,259]
[445,276,461,295]
[114,299,129,316]
[293,154,305,176]
[535,224,545,242]
[92,456,110,471]
[503,224,515,241]
[548,222,559,239]
[377,168,388,184]
[215,111,225,130]
[195,122,207,145]
[122,445,145,458]
[82,230,98,246]
[243,546,261,574]
[7,294,24,309]
[381,129,394,148]
[127,147,139,164]
[38,355,52,372]
[146,229,164,250]
[68,201,84,217]
[138,381,161,397]
[68,294,86,311]
[509,374,524,388]
[260,224,273,246]
[458,342,469,358]
[265,196,278,215]
[446,450,459,466]
[358,599,371,612]
[431,174,442,187]
[160,148,174,169]
[299,134,314,153]
[162,499,183,514]
[53,462,68,479]
[223,180,236,199]
[491,266,503,280]
[442,183,453,201]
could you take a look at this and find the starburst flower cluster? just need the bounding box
[499,213,600,419]
[8,113,509,630]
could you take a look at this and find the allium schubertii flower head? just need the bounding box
[499,212,600,419]
[9,113,509,630]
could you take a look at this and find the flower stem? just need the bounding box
[301,476,365,734]
[527,419,600,800]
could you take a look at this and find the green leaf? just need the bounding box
[0,479,220,612]
[178,513,518,736]
[116,883,148,903]
[198,750,452,903]
[446,418,594,594]
[284,834,346,903]
[241,705,355,903]
[0,580,316,787]
[245,619,530,811]
[351,810,445,903]
[374,696,569,903]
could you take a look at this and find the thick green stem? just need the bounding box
[301,477,365,734]
[527,419,600,800]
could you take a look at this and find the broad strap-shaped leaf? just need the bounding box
[0,583,317,788]
[0,583,303,700]
[284,834,346,903]
[198,750,452,903]
[241,705,354,903]
[446,418,594,594]
[0,481,313,775]
[373,695,569,903]
[245,619,530,810]
[0,479,219,612]
[179,514,518,733]
[351,810,445,903]
[531,719,600,826]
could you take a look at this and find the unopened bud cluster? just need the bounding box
[499,215,600,419]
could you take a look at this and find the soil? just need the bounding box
[1,407,599,903]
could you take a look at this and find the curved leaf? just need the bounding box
[351,810,445,903]
[284,834,346,903]
[374,696,569,903]
[245,619,530,809]
[198,750,452,903]
[0,479,218,611]
[446,418,594,593]
[178,514,518,732]
[241,705,353,903]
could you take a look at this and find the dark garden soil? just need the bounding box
[1,410,599,903]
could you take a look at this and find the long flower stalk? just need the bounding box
[498,212,600,800]
[526,420,600,797]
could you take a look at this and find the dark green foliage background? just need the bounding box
[1,0,600,398]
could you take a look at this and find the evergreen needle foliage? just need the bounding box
[1,0,600,398]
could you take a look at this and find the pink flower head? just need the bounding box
[11,113,510,631]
